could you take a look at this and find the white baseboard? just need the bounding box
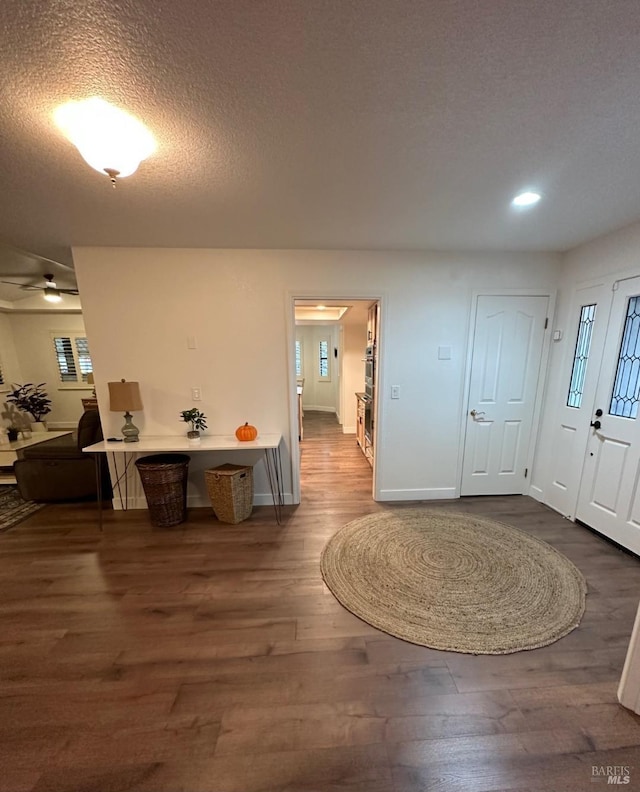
[303,405,336,413]
[111,492,296,511]
[378,487,458,502]
[528,484,544,502]
[342,425,356,434]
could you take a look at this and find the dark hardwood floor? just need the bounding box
[1,410,640,791]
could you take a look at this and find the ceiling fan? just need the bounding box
[0,273,79,302]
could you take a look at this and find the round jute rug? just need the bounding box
[320,509,587,654]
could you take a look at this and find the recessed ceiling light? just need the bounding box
[512,191,542,208]
[316,305,326,310]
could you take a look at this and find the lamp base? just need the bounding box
[121,411,140,442]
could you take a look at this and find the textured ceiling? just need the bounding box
[2,0,640,262]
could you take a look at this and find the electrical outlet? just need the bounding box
[191,387,201,401]
[391,385,400,399]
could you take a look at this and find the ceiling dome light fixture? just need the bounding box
[512,191,542,208]
[54,98,156,187]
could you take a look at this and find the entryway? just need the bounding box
[572,276,640,555]
[291,297,379,503]
[544,275,640,555]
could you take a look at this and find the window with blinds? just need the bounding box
[75,337,93,378]
[318,339,330,380]
[52,335,93,383]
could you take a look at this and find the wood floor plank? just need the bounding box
[390,746,637,792]
[0,411,639,791]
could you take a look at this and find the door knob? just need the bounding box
[590,420,601,430]
[595,408,603,417]
[470,409,485,418]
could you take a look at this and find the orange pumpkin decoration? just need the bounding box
[235,422,258,441]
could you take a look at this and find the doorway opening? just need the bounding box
[291,297,380,504]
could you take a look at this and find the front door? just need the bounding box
[575,276,640,555]
[461,295,549,496]
[544,283,610,519]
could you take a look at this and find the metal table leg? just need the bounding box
[95,454,103,532]
[264,445,284,524]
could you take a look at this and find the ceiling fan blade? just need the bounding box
[0,273,79,296]
[0,280,41,290]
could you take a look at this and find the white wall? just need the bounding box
[8,313,91,428]
[0,314,24,430]
[296,324,339,413]
[532,218,640,505]
[73,247,559,506]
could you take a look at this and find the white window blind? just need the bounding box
[53,335,93,383]
[75,337,93,378]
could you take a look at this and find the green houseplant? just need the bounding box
[7,383,52,430]
[180,408,207,441]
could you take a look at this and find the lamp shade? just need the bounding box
[108,379,143,412]
[86,373,95,386]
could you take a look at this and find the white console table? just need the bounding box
[83,434,284,528]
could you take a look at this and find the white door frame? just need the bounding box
[286,291,385,504]
[458,288,556,497]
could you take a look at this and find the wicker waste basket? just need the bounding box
[205,463,253,524]
[135,453,190,527]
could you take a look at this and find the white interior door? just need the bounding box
[462,295,548,496]
[576,276,640,555]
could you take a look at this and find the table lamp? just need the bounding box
[86,372,96,397]
[108,379,143,442]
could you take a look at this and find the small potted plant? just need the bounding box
[180,408,207,442]
[7,383,52,431]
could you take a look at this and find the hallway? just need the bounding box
[299,410,374,506]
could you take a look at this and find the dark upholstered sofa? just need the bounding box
[14,410,112,502]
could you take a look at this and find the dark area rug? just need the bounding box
[0,485,45,532]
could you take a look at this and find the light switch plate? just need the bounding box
[438,345,452,360]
